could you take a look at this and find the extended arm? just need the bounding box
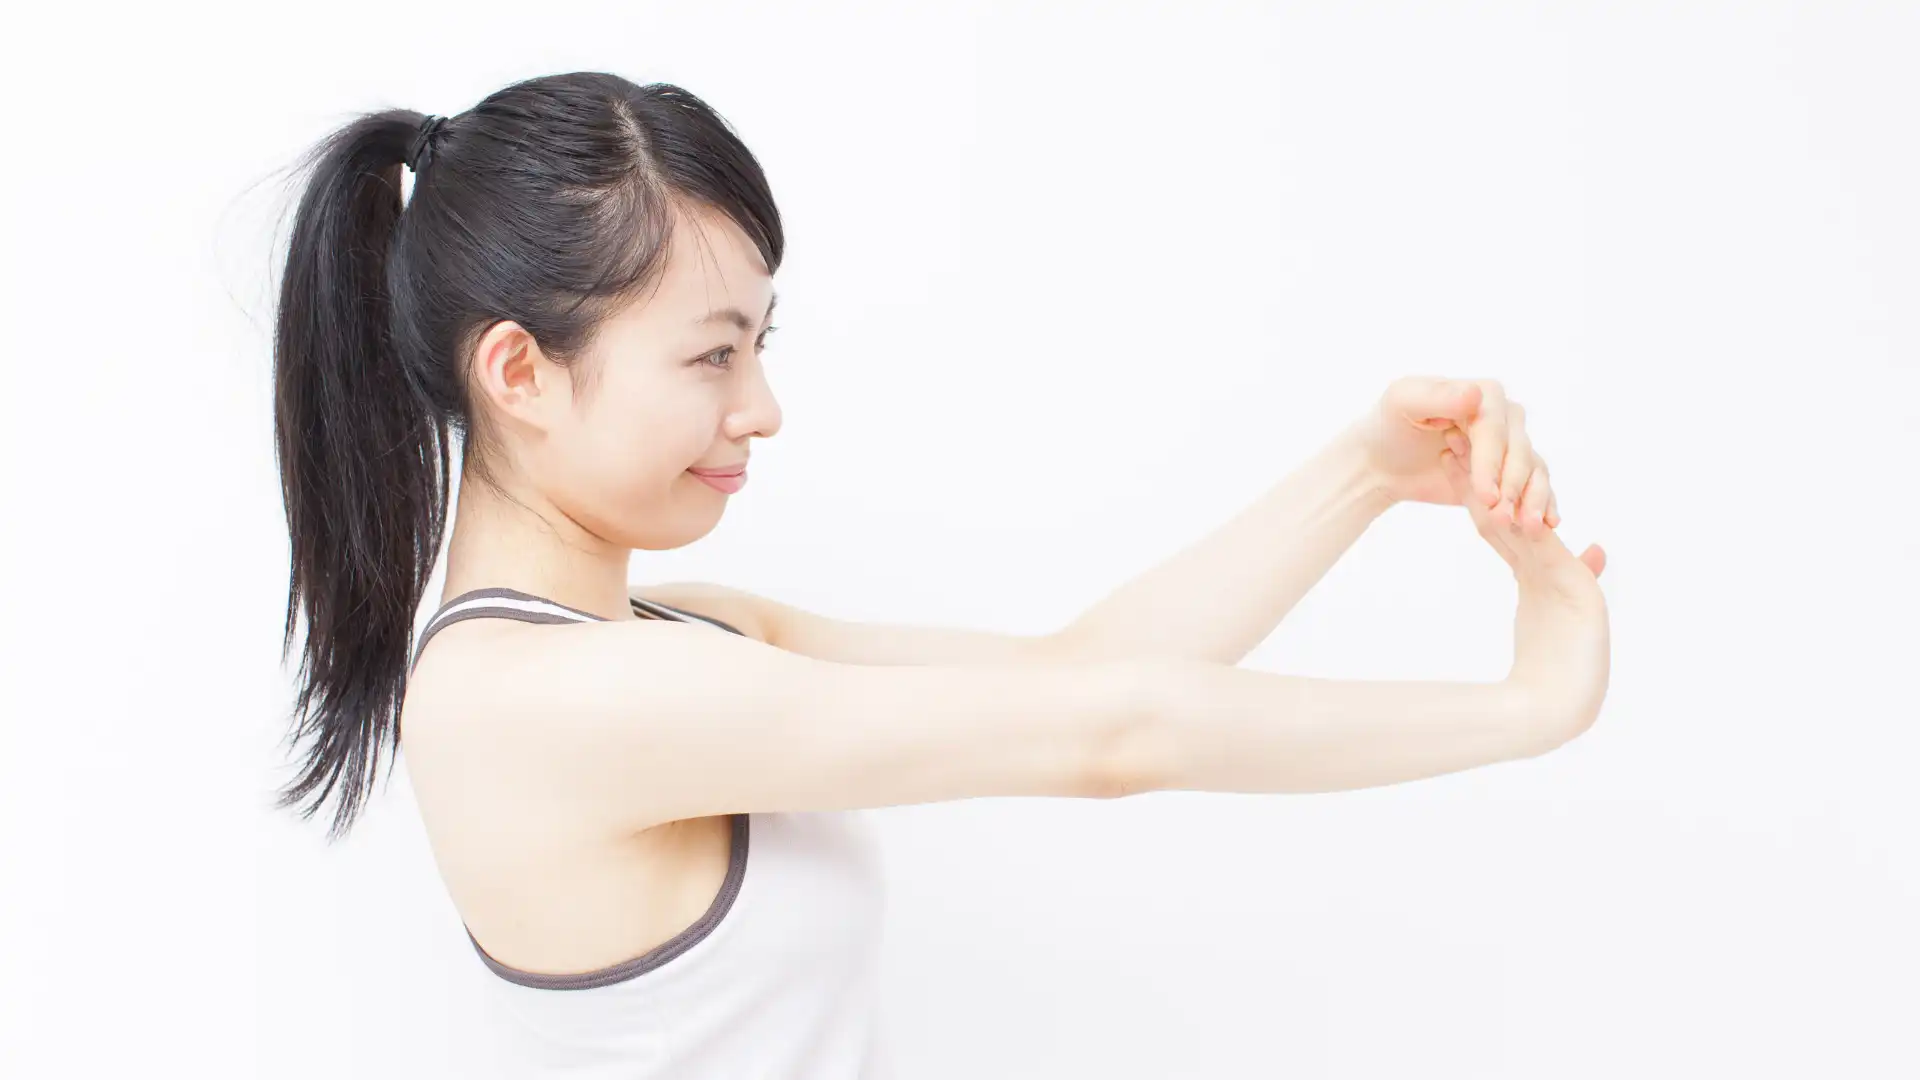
[1052,425,1392,666]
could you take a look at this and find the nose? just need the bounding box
[727,360,782,442]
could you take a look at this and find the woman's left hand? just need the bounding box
[1351,376,1561,536]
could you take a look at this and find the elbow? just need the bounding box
[1081,667,1170,799]
[1084,758,1157,799]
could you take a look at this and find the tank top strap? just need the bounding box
[409,585,745,676]
[629,592,747,636]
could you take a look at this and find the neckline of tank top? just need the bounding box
[428,585,744,635]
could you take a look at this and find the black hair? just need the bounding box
[269,72,783,839]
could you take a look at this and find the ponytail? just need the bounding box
[271,110,450,839]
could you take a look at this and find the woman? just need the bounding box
[271,71,1608,1078]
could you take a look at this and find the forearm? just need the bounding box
[1122,661,1543,795]
[1056,424,1395,667]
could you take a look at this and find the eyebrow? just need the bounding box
[698,292,778,332]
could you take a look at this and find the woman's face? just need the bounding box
[477,200,783,550]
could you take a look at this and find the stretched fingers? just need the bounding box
[1445,448,1521,568]
[1517,463,1552,537]
[1450,446,1596,575]
[1465,380,1508,509]
[1497,403,1537,529]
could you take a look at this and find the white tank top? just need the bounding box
[408,587,894,1079]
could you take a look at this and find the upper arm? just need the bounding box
[631,581,1075,666]
[418,616,1155,832]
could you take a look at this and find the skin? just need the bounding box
[410,196,1608,976]
[415,200,785,974]
[436,198,1604,662]
[438,198,782,622]
[1014,381,1605,672]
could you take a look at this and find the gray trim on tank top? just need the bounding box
[467,812,749,991]
[409,585,745,675]
[407,585,752,991]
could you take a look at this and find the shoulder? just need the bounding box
[628,580,774,644]
[405,582,769,727]
[632,580,1066,666]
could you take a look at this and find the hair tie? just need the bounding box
[406,114,449,173]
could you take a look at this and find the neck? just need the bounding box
[439,466,636,621]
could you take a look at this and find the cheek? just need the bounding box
[576,382,715,487]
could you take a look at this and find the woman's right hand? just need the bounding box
[1440,447,1611,753]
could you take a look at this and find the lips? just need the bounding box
[688,464,747,478]
[690,468,747,494]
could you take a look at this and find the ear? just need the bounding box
[470,320,565,432]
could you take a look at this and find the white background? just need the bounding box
[5,1,1916,1076]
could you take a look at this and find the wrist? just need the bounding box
[1328,420,1400,517]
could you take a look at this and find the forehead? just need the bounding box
[643,201,772,318]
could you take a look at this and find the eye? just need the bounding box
[696,326,777,371]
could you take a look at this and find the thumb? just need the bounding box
[1388,376,1481,429]
[1580,544,1607,578]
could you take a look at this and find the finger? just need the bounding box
[1444,427,1470,459]
[1442,448,1493,527]
[1488,468,1584,566]
[1439,447,1474,502]
[1545,490,1560,529]
[1582,544,1606,578]
[1466,381,1508,508]
[1497,405,1534,527]
[1449,450,1522,568]
[1516,463,1551,537]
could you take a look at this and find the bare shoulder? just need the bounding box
[400,585,764,746]
[628,580,773,644]
[397,578,1140,829]
[637,579,1067,666]
[398,615,550,750]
